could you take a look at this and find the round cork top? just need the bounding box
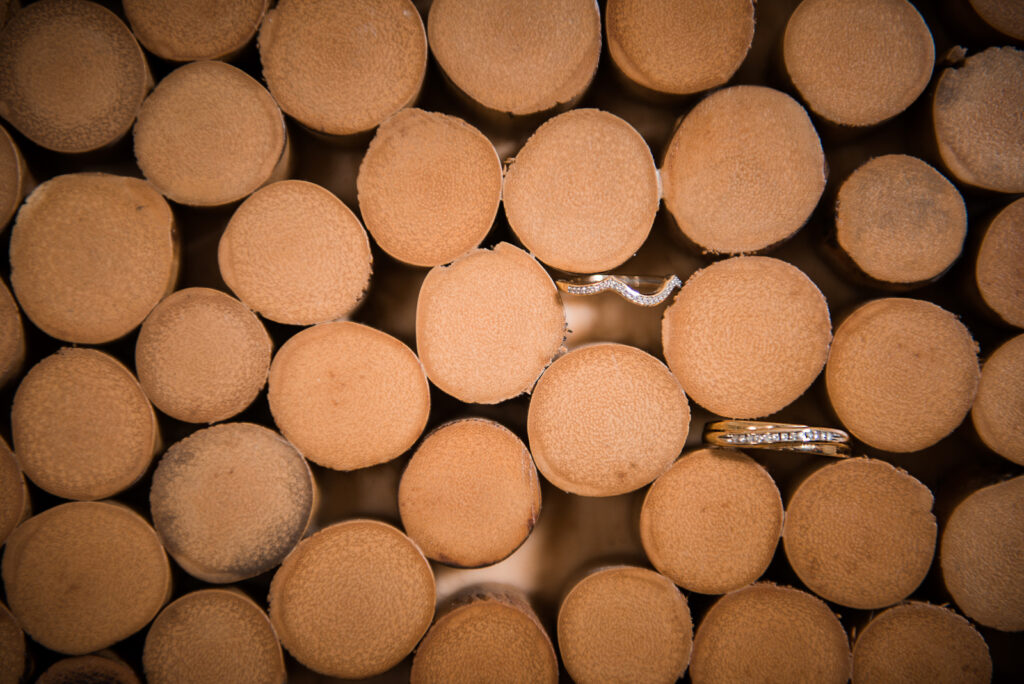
[0,124,26,229]
[123,0,268,62]
[399,419,541,568]
[606,0,754,95]
[934,47,1024,193]
[416,242,565,404]
[826,297,979,452]
[151,423,315,583]
[268,519,435,679]
[259,0,426,136]
[12,348,158,501]
[0,278,24,387]
[268,321,430,470]
[690,583,851,684]
[9,173,177,345]
[0,438,27,548]
[427,0,601,115]
[411,593,558,684]
[527,343,689,497]
[143,589,285,684]
[357,108,501,267]
[1,501,171,655]
[661,86,825,254]
[969,0,1024,39]
[219,180,372,325]
[640,448,783,595]
[852,602,991,684]
[662,256,831,418]
[0,602,25,684]
[940,475,1024,631]
[136,287,272,424]
[503,108,659,273]
[0,0,150,153]
[783,0,934,126]
[558,566,693,684]
[836,155,966,284]
[134,60,286,206]
[976,197,1024,327]
[38,656,141,684]
[972,335,1024,465]
[783,458,936,609]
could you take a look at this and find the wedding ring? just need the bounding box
[556,274,681,307]
[703,420,851,457]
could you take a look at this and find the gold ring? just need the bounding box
[555,274,681,306]
[703,420,851,458]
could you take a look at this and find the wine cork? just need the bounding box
[38,655,141,684]
[660,86,825,254]
[0,0,150,153]
[605,0,754,96]
[219,179,373,325]
[143,589,285,684]
[503,108,659,273]
[826,298,979,452]
[136,287,272,424]
[527,343,689,497]
[0,437,28,547]
[0,602,25,684]
[9,173,178,344]
[123,0,269,61]
[940,475,1024,631]
[268,519,435,679]
[12,348,158,501]
[662,256,831,418]
[411,590,557,684]
[972,334,1024,465]
[0,123,28,230]
[134,60,288,206]
[852,602,991,684]
[976,197,1024,327]
[416,242,565,404]
[259,0,426,136]
[690,583,851,684]
[356,108,501,267]
[1,501,171,655]
[968,0,1024,39]
[836,155,967,285]
[933,47,1024,193]
[268,321,430,470]
[557,566,693,684]
[0,278,23,387]
[640,448,783,595]
[427,0,601,116]
[783,458,936,609]
[150,423,315,583]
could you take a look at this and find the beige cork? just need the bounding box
[690,583,851,684]
[416,242,565,404]
[0,437,28,548]
[852,602,991,684]
[662,256,831,418]
[357,108,501,267]
[268,321,430,470]
[0,0,150,153]
[143,589,285,684]
[941,475,1024,631]
[0,278,24,387]
[123,0,269,61]
[640,448,783,595]
[836,155,967,284]
[427,0,601,116]
[558,566,693,684]
[268,519,435,679]
[0,124,29,230]
[972,334,1024,465]
[660,86,825,254]
[976,197,1024,327]
[783,0,934,126]
[0,602,24,684]
[219,180,372,325]
[136,287,272,424]
[934,47,1024,193]
[606,0,754,96]
[9,173,178,345]
[969,0,1024,39]
[784,458,936,609]
[503,108,659,273]
[826,298,979,452]
[150,423,315,583]
[38,655,141,684]
[12,348,158,501]
[259,0,426,136]
[1,501,171,655]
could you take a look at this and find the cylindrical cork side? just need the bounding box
[660,86,825,255]
[0,124,29,230]
[0,602,25,684]
[975,197,1024,328]
[0,279,24,388]
[0,438,28,547]
[37,654,141,684]
[972,334,1024,465]
[123,0,269,62]
[968,0,1024,39]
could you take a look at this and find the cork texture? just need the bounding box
[972,334,1024,465]
[976,197,1024,327]
[123,0,268,61]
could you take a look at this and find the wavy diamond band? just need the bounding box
[704,420,851,458]
[556,274,682,307]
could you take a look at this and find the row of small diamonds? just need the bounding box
[721,429,846,445]
[564,277,679,306]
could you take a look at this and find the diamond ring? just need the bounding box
[703,420,851,457]
[556,274,682,307]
